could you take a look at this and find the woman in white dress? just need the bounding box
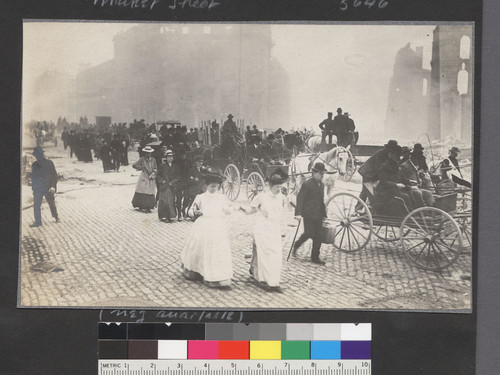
[180,173,234,289]
[245,168,289,293]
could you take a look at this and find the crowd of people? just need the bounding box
[27,113,471,295]
[318,107,357,147]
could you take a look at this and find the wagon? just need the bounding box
[322,190,469,271]
[220,159,292,203]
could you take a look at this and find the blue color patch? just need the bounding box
[310,341,341,359]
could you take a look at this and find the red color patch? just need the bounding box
[218,341,249,359]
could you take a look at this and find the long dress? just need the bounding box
[250,191,287,287]
[132,157,157,210]
[156,162,179,221]
[180,192,233,286]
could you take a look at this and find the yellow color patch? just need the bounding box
[249,341,282,360]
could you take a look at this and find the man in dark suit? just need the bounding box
[292,162,327,265]
[30,147,59,227]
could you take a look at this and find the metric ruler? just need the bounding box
[99,360,371,375]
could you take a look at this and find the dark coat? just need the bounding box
[400,159,420,187]
[358,148,389,181]
[332,114,346,136]
[186,166,207,197]
[319,118,335,132]
[156,163,180,192]
[31,158,58,193]
[295,178,326,219]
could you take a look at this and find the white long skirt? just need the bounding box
[250,218,283,287]
[181,216,233,283]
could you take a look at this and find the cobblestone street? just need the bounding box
[19,143,472,311]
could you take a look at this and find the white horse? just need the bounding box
[306,135,323,153]
[289,146,351,197]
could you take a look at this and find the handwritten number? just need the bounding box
[339,0,389,11]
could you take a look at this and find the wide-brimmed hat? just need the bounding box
[312,162,327,173]
[164,150,174,156]
[387,143,403,156]
[449,146,461,153]
[194,155,204,162]
[384,139,398,148]
[267,168,289,185]
[227,114,234,118]
[32,146,44,156]
[413,143,424,151]
[344,112,350,116]
[142,146,154,153]
[204,173,225,184]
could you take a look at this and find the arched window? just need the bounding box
[460,35,471,60]
[457,63,469,95]
[422,78,428,96]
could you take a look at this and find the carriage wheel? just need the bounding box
[222,164,241,201]
[325,193,373,252]
[246,172,265,202]
[400,207,463,271]
[338,149,356,182]
[455,197,472,246]
[373,225,405,242]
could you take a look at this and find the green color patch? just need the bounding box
[281,341,310,359]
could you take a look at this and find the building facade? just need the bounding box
[74,24,291,129]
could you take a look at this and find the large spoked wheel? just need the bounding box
[373,225,405,242]
[400,207,463,271]
[246,172,265,202]
[222,163,241,201]
[338,149,356,182]
[325,193,373,252]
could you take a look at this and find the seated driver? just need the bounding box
[400,146,435,208]
[373,143,412,217]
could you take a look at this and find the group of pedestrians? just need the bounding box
[131,147,206,220]
[319,107,357,148]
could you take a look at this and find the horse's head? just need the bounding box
[336,147,349,176]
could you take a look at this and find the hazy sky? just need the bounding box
[23,22,434,133]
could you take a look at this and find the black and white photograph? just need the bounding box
[20,21,474,311]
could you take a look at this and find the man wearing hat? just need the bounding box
[156,150,179,222]
[373,144,412,216]
[332,107,347,145]
[292,162,328,265]
[319,112,335,145]
[132,145,157,213]
[440,146,462,180]
[410,143,429,172]
[173,149,191,220]
[356,140,399,211]
[222,114,238,137]
[184,155,208,216]
[400,145,434,208]
[339,112,356,147]
[30,147,59,227]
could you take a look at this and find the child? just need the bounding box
[180,173,234,289]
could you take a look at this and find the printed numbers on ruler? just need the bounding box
[99,360,371,375]
[339,0,389,11]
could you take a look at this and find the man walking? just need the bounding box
[30,147,59,227]
[292,162,327,265]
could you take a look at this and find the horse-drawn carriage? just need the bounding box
[320,158,472,271]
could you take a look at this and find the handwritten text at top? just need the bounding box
[339,0,389,11]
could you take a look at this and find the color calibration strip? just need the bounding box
[98,323,371,360]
